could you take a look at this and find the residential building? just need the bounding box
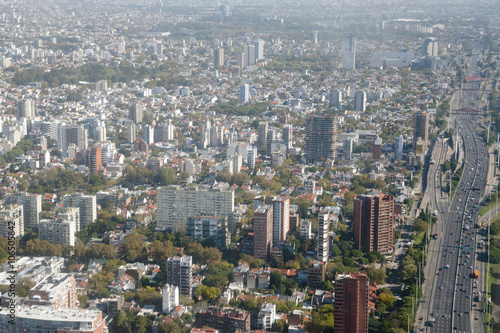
[25,273,78,309]
[334,273,369,333]
[155,121,175,142]
[353,193,394,255]
[39,215,77,247]
[0,305,107,333]
[162,284,179,314]
[187,214,229,249]
[305,115,337,162]
[413,111,429,151]
[243,45,256,67]
[373,137,382,160]
[343,138,353,160]
[253,205,273,261]
[300,220,312,239]
[342,33,356,70]
[257,121,268,154]
[167,256,193,298]
[422,37,438,57]
[283,124,293,149]
[258,303,276,330]
[17,99,35,119]
[89,145,102,173]
[144,124,155,145]
[63,193,97,230]
[129,102,143,124]
[307,261,325,289]
[317,210,330,262]
[60,124,87,151]
[354,90,366,112]
[127,122,137,143]
[0,205,23,239]
[330,90,342,110]
[395,135,404,160]
[4,192,42,228]
[157,186,234,232]
[195,308,250,333]
[247,146,257,169]
[240,83,250,103]
[213,47,224,67]
[272,196,290,243]
[254,39,264,60]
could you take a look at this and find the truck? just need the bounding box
[474,270,479,279]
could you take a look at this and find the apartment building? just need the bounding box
[25,273,78,309]
[167,256,193,298]
[0,205,24,239]
[334,273,369,333]
[63,193,97,230]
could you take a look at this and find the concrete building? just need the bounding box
[195,308,250,333]
[422,37,438,57]
[39,216,77,247]
[307,262,325,289]
[247,146,257,170]
[162,284,179,314]
[4,192,42,228]
[17,99,35,119]
[305,115,337,162]
[25,273,78,309]
[395,135,404,160]
[254,39,264,60]
[129,102,144,124]
[157,186,234,232]
[89,146,102,174]
[213,47,224,67]
[353,193,394,255]
[127,122,137,143]
[330,90,342,110]
[243,45,256,67]
[144,124,155,145]
[0,205,24,239]
[343,138,353,160]
[257,121,268,154]
[240,83,250,103]
[63,193,97,230]
[317,210,330,262]
[283,124,293,149]
[0,305,107,333]
[60,125,87,151]
[300,220,312,239]
[354,90,367,112]
[272,196,290,243]
[258,303,276,330]
[187,214,229,249]
[155,121,175,142]
[167,256,193,298]
[253,205,273,261]
[342,33,356,70]
[413,111,429,151]
[373,137,382,160]
[334,273,369,333]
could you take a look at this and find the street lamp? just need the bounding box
[407,314,411,333]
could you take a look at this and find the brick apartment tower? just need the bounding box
[334,273,369,333]
[253,205,273,261]
[353,192,394,255]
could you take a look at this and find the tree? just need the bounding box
[156,166,177,185]
[85,243,117,260]
[121,232,147,262]
[366,265,386,284]
[149,240,177,263]
[413,219,428,233]
[217,171,231,183]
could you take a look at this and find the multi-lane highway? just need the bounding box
[428,115,488,332]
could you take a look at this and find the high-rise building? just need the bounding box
[354,90,366,112]
[162,284,179,314]
[144,124,155,145]
[272,197,289,243]
[0,205,23,239]
[17,99,35,119]
[342,33,356,70]
[240,84,250,103]
[25,273,78,309]
[157,186,234,231]
[353,193,394,255]
[4,192,42,228]
[257,122,268,154]
[94,125,106,142]
[89,146,102,174]
[334,273,369,333]
[247,146,257,169]
[395,135,404,160]
[187,214,229,249]
[254,40,264,60]
[317,210,330,262]
[213,47,224,67]
[129,103,144,124]
[373,137,382,160]
[283,124,292,149]
[330,90,342,110]
[127,122,136,144]
[155,121,175,142]
[63,193,97,230]
[243,45,256,67]
[422,37,438,57]
[343,138,353,160]
[60,125,87,151]
[305,115,337,162]
[253,205,273,261]
[95,80,108,92]
[413,111,429,151]
[266,127,276,155]
[39,215,77,247]
[167,256,193,298]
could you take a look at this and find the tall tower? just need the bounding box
[167,256,193,298]
[317,209,330,262]
[129,103,144,124]
[395,135,404,160]
[372,137,382,160]
[334,273,369,333]
[253,205,273,261]
[343,138,353,160]
[240,84,250,103]
[257,122,268,154]
[128,123,137,144]
[305,115,337,162]
[283,124,293,149]
[353,193,394,255]
[354,90,366,112]
[272,196,290,243]
[330,90,342,110]
[213,47,224,67]
[341,33,356,70]
[17,100,35,119]
[253,40,264,61]
[243,45,256,67]
[413,111,429,151]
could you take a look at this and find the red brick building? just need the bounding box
[334,273,369,333]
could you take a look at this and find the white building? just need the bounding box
[258,303,276,330]
[300,220,312,239]
[162,284,179,314]
[39,217,77,246]
[0,205,24,239]
[63,193,97,230]
[317,210,330,262]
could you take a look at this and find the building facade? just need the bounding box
[334,273,369,333]
[413,111,429,151]
[253,205,273,261]
[63,193,97,230]
[167,256,193,298]
[305,115,337,162]
[317,210,330,262]
[0,205,24,239]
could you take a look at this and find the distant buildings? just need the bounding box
[330,89,342,110]
[305,115,338,162]
[129,102,144,124]
[254,39,264,60]
[253,204,273,261]
[343,138,353,160]
[25,273,78,309]
[17,99,35,119]
[354,193,394,255]
[240,83,250,103]
[4,192,42,228]
[373,137,382,160]
[283,124,292,149]
[257,121,268,154]
[342,33,356,70]
[187,214,230,249]
[39,213,78,246]
[60,124,87,151]
[395,135,404,160]
[354,90,367,112]
[334,273,369,333]
[167,256,193,298]
[422,37,439,57]
[157,186,234,232]
[213,47,224,67]
[413,111,429,151]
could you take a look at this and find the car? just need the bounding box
[475,317,479,320]
[439,286,443,289]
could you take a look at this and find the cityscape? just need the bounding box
[0,0,498,332]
